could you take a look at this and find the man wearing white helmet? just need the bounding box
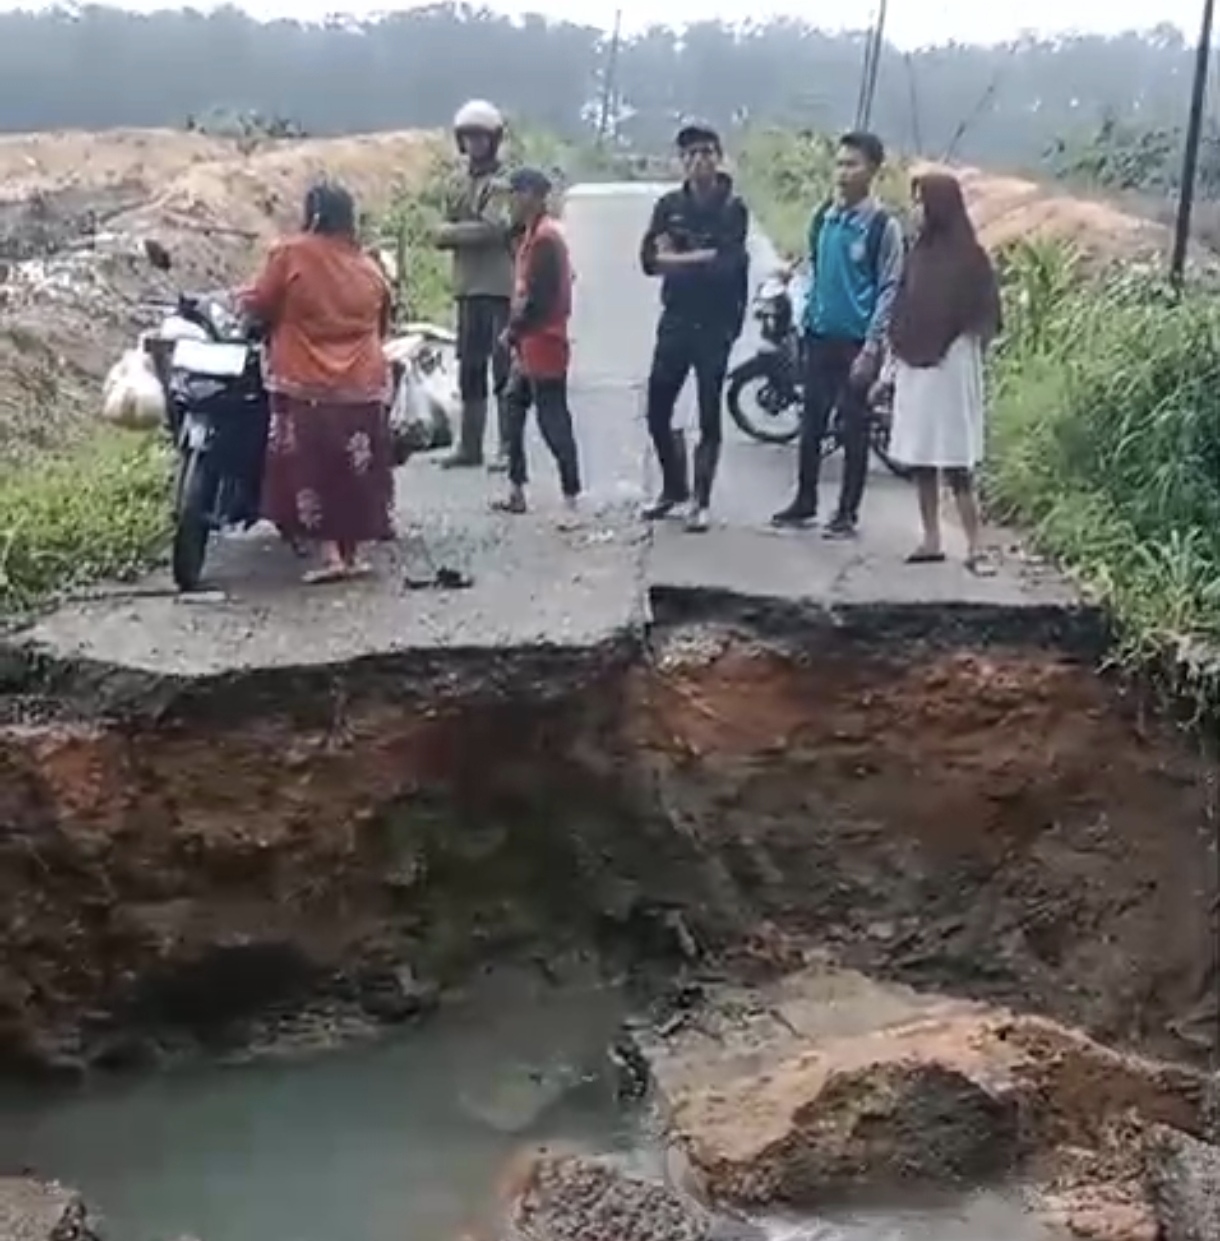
[433,98,515,471]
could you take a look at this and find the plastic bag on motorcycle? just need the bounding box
[386,358,455,465]
[101,345,166,431]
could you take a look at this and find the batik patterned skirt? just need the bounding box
[262,393,395,544]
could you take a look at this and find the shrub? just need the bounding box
[735,126,909,256]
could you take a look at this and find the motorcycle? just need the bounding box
[140,243,270,592]
[140,243,455,593]
[725,267,911,479]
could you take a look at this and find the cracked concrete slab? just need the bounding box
[10,183,1086,684]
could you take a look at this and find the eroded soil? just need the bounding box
[0,622,1214,1079]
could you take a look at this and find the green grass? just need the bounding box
[989,241,1220,655]
[0,430,171,615]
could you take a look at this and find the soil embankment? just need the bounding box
[0,126,442,458]
[0,612,1213,1077]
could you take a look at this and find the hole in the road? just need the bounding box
[0,623,1216,1241]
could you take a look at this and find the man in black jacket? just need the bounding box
[639,121,749,533]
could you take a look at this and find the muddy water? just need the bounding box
[0,973,635,1241]
[0,972,1062,1241]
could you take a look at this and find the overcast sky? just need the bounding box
[0,0,1195,49]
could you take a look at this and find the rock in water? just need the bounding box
[498,1148,763,1241]
[0,1178,104,1241]
[1145,1125,1220,1241]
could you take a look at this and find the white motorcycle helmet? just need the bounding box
[453,99,505,154]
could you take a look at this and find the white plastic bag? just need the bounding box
[101,347,166,432]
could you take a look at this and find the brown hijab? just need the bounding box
[889,172,1001,369]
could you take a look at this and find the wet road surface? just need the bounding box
[19,183,1076,678]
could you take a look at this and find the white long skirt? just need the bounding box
[889,334,986,469]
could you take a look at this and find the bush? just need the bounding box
[0,430,171,615]
[735,126,909,256]
[377,151,455,325]
[989,240,1220,651]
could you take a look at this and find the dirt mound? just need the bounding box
[0,127,444,461]
[913,160,1170,262]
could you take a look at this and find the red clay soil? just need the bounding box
[0,632,1215,1072]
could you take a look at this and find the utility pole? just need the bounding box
[903,52,923,155]
[1171,0,1216,288]
[596,9,623,148]
[854,0,889,131]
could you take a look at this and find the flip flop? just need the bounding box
[905,549,946,564]
[303,564,349,586]
[345,561,375,580]
[966,555,999,578]
[403,567,474,590]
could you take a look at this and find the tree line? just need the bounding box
[0,5,1202,167]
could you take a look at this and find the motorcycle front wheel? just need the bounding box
[171,449,217,592]
[725,354,801,445]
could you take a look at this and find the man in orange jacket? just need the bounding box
[492,167,582,519]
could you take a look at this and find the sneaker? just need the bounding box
[642,496,686,521]
[770,502,818,529]
[684,506,710,534]
[490,490,527,515]
[823,514,858,540]
[441,452,483,470]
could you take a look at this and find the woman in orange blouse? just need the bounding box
[241,181,394,584]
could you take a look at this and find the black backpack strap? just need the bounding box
[865,208,891,278]
[809,199,831,269]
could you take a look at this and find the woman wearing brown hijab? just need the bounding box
[240,180,395,585]
[888,172,1001,573]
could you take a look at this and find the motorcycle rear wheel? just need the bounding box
[172,449,216,592]
[725,354,801,445]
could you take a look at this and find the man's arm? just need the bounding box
[433,180,513,250]
[706,197,749,276]
[639,198,668,276]
[864,215,905,349]
[508,235,562,338]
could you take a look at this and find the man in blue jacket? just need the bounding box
[639,121,750,533]
[771,131,904,537]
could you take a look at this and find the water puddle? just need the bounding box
[0,970,1063,1241]
[0,971,636,1241]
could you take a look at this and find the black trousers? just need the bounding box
[456,295,511,402]
[503,370,582,498]
[795,335,872,523]
[645,319,734,508]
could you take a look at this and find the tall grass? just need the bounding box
[990,239,1220,653]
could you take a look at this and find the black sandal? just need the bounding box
[905,548,946,564]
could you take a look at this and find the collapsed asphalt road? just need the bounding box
[14,183,1078,680]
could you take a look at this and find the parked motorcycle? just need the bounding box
[725,267,910,479]
[139,242,455,593]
